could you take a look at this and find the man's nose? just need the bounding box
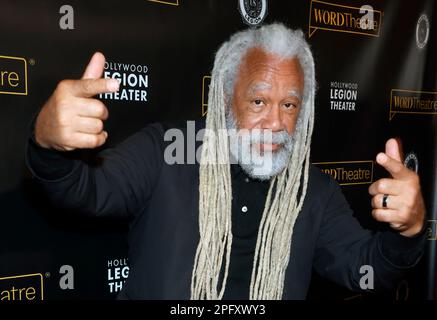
[261,105,283,132]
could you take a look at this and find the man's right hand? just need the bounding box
[34,52,119,151]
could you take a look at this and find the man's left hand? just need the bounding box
[368,138,426,237]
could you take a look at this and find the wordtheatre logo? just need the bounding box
[416,14,430,49]
[389,89,437,121]
[308,0,382,38]
[107,258,129,294]
[313,160,374,186]
[147,0,179,6]
[329,81,359,111]
[0,273,44,301]
[238,0,268,27]
[99,61,149,103]
[0,55,28,95]
[201,76,211,116]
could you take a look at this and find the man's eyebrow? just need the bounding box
[247,83,303,101]
[288,89,303,101]
[247,82,272,95]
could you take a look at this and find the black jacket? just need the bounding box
[25,120,426,299]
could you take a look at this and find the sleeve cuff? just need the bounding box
[24,111,80,181]
[379,224,427,269]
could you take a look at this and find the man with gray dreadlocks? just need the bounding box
[26,23,426,300]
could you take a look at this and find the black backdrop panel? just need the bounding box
[0,0,436,300]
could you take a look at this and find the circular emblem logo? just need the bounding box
[404,152,419,173]
[416,14,430,49]
[238,0,268,27]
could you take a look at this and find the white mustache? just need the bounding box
[235,130,292,146]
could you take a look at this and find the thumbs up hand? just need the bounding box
[368,138,426,237]
[34,52,119,151]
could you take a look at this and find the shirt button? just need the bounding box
[241,206,248,213]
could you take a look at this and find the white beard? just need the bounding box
[226,109,295,181]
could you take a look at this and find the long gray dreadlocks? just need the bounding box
[191,23,316,300]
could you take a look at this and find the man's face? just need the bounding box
[231,47,304,152]
[226,48,305,180]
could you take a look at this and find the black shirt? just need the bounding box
[224,164,270,299]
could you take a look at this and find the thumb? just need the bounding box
[82,52,106,79]
[385,138,403,163]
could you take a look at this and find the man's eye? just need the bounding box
[253,99,263,106]
[284,103,296,109]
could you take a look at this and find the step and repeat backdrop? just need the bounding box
[0,0,436,300]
